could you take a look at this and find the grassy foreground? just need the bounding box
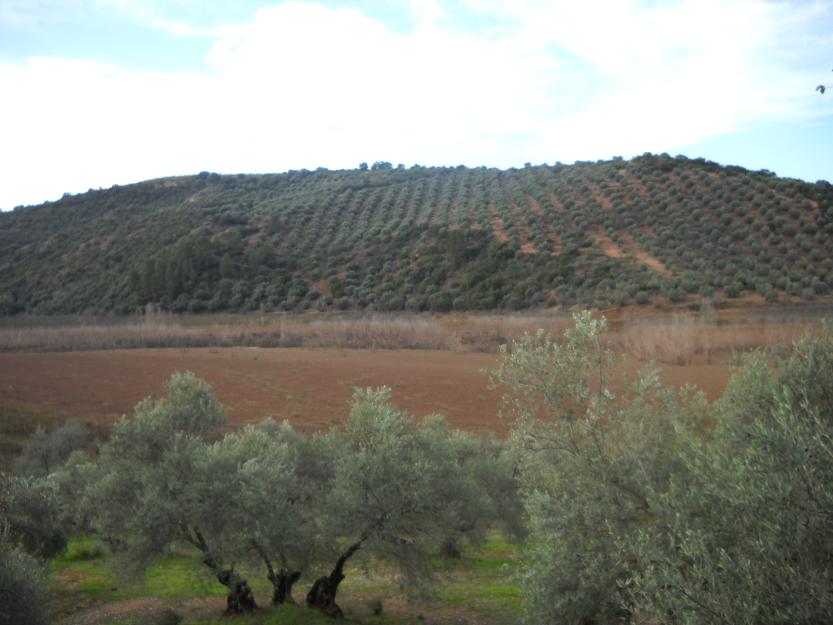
[49,536,522,625]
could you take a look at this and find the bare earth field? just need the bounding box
[0,347,732,435]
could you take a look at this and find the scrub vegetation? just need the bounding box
[2,154,832,315]
[5,313,833,624]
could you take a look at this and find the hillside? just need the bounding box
[1,154,832,315]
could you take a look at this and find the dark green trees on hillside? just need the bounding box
[1,156,831,314]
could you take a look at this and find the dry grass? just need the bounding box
[0,309,825,365]
[613,313,817,365]
[454,315,574,352]
[0,315,459,353]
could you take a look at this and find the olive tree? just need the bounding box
[208,418,326,606]
[0,540,50,625]
[491,312,701,625]
[420,417,524,559]
[629,326,833,625]
[14,420,90,477]
[1,474,67,560]
[0,473,67,625]
[88,371,259,613]
[306,387,474,618]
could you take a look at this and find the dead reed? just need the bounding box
[0,316,460,353]
[0,310,822,363]
[614,313,814,365]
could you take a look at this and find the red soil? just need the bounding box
[0,348,731,436]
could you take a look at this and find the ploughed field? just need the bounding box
[2,306,829,442]
[0,346,733,435]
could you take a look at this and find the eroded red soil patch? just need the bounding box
[592,231,672,276]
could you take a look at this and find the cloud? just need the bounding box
[1,0,831,208]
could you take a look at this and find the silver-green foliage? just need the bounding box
[420,416,525,556]
[497,312,833,625]
[14,420,90,477]
[209,417,325,603]
[85,372,494,614]
[630,326,833,625]
[491,312,704,625]
[89,371,234,573]
[1,473,67,560]
[0,540,50,625]
[0,474,67,625]
[316,387,460,593]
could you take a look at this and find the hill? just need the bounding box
[1,154,831,315]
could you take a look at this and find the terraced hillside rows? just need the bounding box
[1,154,832,314]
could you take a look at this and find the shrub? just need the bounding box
[0,542,50,625]
[14,421,90,477]
[630,326,833,624]
[491,313,700,625]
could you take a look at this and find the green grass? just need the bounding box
[51,536,523,625]
[51,539,233,601]
[438,539,523,614]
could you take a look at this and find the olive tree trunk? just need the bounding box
[270,568,301,605]
[306,541,362,618]
[185,526,257,613]
[215,565,258,613]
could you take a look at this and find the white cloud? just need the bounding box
[0,0,831,208]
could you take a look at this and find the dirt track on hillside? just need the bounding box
[0,348,731,434]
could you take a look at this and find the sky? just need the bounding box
[1,0,832,210]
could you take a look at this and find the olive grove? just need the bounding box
[9,313,833,624]
[78,372,519,618]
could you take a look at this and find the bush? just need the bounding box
[14,421,90,477]
[1,475,67,560]
[0,542,50,625]
[630,326,833,624]
[491,314,698,624]
[495,313,833,625]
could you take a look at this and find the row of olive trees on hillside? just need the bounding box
[74,373,521,617]
[493,312,833,625]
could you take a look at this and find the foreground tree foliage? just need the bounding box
[87,372,260,613]
[494,312,833,625]
[421,417,525,559]
[0,474,67,625]
[82,372,503,619]
[16,314,833,623]
[13,421,90,477]
[629,326,833,625]
[492,312,699,624]
[0,540,50,625]
[307,388,484,617]
[211,418,326,606]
